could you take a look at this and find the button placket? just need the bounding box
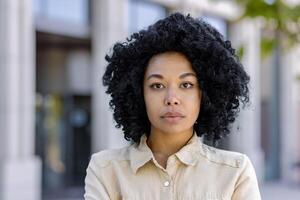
[160,173,173,200]
[156,163,174,197]
[161,173,172,188]
[164,180,170,187]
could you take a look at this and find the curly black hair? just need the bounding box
[102,12,250,146]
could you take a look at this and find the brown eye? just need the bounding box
[181,82,194,89]
[150,83,164,90]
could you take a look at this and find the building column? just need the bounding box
[91,0,130,152]
[229,19,265,182]
[280,45,300,183]
[0,0,41,199]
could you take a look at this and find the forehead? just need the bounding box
[145,52,195,76]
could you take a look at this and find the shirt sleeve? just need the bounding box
[231,155,261,200]
[84,155,111,200]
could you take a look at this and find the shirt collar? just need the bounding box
[129,134,154,174]
[175,132,200,166]
[129,131,201,174]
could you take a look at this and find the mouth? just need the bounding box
[161,112,185,124]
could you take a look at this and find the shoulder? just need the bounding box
[199,142,250,169]
[88,145,132,168]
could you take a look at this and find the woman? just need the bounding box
[84,13,261,200]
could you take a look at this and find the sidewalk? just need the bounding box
[261,181,300,200]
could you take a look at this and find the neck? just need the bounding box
[146,128,194,157]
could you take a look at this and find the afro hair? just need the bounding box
[102,12,250,146]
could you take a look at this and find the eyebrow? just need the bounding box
[146,72,197,80]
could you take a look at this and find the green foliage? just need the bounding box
[261,37,277,59]
[235,0,300,58]
[236,45,245,60]
[237,0,278,19]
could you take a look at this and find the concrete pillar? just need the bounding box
[280,45,300,183]
[228,19,265,182]
[0,0,41,199]
[91,0,130,152]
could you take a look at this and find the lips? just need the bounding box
[161,111,184,118]
[161,112,185,124]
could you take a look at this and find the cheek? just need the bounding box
[185,92,201,114]
[143,90,161,118]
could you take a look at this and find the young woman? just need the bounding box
[84,13,261,200]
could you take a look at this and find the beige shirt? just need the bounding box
[84,133,261,200]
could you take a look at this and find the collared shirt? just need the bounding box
[84,133,261,200]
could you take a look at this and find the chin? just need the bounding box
[158,125,192,134]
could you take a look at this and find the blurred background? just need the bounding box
[0,0,300,199]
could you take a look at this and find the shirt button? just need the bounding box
[235,159,241,167]
[163,181,170,187]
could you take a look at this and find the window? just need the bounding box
[129,0,167,34]
[33,0,90,25]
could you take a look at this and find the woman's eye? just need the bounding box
[181,82,194,89]
[150,83,164,89]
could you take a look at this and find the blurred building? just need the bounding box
[0,0,299,199]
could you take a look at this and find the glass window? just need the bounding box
[33,0,89,25]
[202,15,227,39]
[33,0,42,16]
[129,0,167,33]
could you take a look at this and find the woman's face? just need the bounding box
[143,51,202,135]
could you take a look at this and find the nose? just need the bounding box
[164,88,180,106]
